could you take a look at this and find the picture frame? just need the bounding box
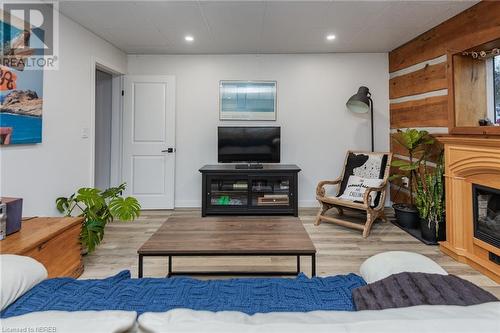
[219,80,277,121]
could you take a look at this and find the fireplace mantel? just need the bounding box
[436,135,500,283]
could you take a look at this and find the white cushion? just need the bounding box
[359,251,447,284]
[0,255,48,311]
[339,175,384,205]
[138,303,500,333]
[1,310,137,333]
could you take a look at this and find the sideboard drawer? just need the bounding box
[23,223,83,278]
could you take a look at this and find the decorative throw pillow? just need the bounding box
[338,175,384,206]
[359,251,447,283]
[0,255,48,311]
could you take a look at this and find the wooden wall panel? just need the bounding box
[389,63,447,99]
[390,95,448,128]
[389,2,500,72]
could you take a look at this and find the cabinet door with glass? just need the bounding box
[206,176,249,211]
[249,176,294,211]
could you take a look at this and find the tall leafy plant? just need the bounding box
[390,129,435,206]
[56,183,141,253]
[415,155,445,236]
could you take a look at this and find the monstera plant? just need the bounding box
[56,183,140,253]
[390,129,434,229]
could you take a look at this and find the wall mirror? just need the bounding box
[449,38,500,135]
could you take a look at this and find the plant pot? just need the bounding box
[420,217,446,243]
[393,203,419,229]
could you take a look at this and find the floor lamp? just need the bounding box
[346,86,374,152]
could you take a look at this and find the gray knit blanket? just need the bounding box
[353,272,498,311]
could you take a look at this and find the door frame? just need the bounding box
[90,57,125,188]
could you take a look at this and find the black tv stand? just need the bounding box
[235,163,263,170]
[199,164,301,217]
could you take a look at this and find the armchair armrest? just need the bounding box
[363,181,388,207]
[316,177,342,197]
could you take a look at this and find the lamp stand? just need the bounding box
[369,97,374,152]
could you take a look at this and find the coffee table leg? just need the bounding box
[138,254,143,278]
[311,254,316,277]
[167,255,172,278]
[296,256,301,274]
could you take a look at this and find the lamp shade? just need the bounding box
[346,86,371,114]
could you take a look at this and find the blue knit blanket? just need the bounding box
[1,271,365,318]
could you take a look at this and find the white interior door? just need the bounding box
[122,75,175,209]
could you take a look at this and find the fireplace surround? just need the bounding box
[437,136,500,283]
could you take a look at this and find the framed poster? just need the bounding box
[219,80,276,121]
[0,16,44,145]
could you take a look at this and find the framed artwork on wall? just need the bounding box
[0,16,44,145]
[219,80,277,121]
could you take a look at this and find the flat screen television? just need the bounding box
[218,126,280,163]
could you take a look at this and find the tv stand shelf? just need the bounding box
[199,164,301,217]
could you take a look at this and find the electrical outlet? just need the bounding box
[81,127,89,139]
[402,176,410,188]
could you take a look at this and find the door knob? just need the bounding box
[161,148,175,153]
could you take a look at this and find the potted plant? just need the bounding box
[415,155,446,243]
[56,183,141,253]
[390,129,434,229]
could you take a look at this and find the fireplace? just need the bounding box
[473,184,500,249]
[437,135,500,282]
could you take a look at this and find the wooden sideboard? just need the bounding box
[436,135,500,283]
[0,217,84,278]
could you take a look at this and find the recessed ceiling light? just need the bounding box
[185,35,194,42]
[326,34,336,41]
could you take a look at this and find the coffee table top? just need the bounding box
[138,217,316,255]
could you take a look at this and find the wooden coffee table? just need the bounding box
[137,217,316,278]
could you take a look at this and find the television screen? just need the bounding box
[218,127,280,163]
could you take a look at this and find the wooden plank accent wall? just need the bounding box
[390,95,448,129]
[388,1,500,202]
[389,1,500,72]
[389,63,447,99]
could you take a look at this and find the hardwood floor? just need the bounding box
[81,208,500,298]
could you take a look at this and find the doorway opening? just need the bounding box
[94,66,123,190]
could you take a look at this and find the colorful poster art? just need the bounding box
[0,18,44,145]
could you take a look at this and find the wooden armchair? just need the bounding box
[315,151,393,238]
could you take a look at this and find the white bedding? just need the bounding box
[138,302,500,333]
[0,310,137,333]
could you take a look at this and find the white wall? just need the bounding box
[0,14,127,216]
[127,54,389,207]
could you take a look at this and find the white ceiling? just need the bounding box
[59,0,478,54]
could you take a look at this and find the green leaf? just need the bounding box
[101,183,127,199]
[391,160,409,167]
[109,197,141,221]
[81,219,106,253]
[400,164,419,171]
[76,188,105,210]
[388,174,402,181]
[55,197,69,214]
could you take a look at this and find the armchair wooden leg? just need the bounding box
[315,208,322,226]
[362,212,375,238]
[315,201,330,226]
